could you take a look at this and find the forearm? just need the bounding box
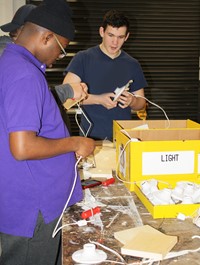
[9,131,94,160]
[82,92,118,110]
[82,94,102,105]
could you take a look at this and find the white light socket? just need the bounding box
[72,243,107,264]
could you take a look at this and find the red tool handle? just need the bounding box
[101,177,115,186]
[81,206,101,219]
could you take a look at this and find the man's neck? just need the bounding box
[99,43,121,59]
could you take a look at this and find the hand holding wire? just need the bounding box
[117,91,136,108]
[74,136,95,159]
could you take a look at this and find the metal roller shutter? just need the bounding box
[28,0,200,134]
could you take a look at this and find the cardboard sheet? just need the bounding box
[114,225,177,260]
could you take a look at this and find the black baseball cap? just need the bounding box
[25,0,75,40]
[0,4,36,32]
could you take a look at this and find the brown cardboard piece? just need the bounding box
[114,225,177,260]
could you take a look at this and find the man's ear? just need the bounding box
[99,27,104,38]
[43,32,54,45]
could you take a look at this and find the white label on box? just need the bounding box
[142,151,194,175]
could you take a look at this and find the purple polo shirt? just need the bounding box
[0,44,83,237]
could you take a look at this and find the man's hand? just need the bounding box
[71,82,88,100]
[117,89,146,111]
[117,91,135,108]
[99,93,118,109]
[83,92,118,109]
[75,137,95,158]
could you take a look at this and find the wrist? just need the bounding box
[130,94,137,108]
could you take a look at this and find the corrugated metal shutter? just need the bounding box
[28,0,200,134]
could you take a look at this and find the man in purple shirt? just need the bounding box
[0,0,95,265]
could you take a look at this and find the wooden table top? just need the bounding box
[62,182,200,265]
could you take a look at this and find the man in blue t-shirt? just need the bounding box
[63,9,148,141]
[0,1,95,265]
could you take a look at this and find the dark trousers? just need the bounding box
[0,212,61,265]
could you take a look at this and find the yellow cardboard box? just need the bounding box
[113,119,200,142]
[115,127,200,218]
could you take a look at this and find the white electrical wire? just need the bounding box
[52,101,92,237]
[75,102,92,137]
[115,139,133,184]
[73,90,169,138]
[115,93,172,186]
[115,139,172,188]
[130,93,170,128]
[89,240,161,265]
[88,240,161,265]
[52,156,82,238]
[89,237,200,264]
[89,240,126,263]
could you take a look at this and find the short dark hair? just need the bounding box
[101,9,130,34]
